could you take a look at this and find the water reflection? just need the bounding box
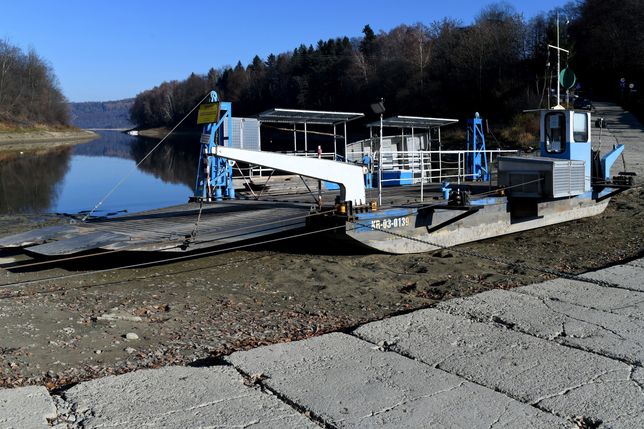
[0,147,72,213]
[0,131,200,215]
[131,134,199,188]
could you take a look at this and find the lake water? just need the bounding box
[0,131,200,216]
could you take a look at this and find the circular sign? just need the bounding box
[559,68,577,89]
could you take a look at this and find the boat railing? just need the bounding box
[232,148,518,201]
[369,148,518,204]
[374,149,519,185]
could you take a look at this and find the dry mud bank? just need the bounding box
[0,130,97,155]
[0,187,641,389]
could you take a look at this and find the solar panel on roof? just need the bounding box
[257,108,364,125]
[365,115,458,129]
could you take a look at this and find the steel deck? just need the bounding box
[0,182,494,257]
[0,200,314,256]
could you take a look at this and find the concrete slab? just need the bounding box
[516,278,644,320]
[62,365,315,428]
[0,386,56,428]
[580,264,644,291]
[227,332,567,428]
[437,289,644,364]
[592,102,644,177]
[354,309,644,428]
[628,258,644,269]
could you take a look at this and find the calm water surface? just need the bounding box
[0,131,199,216]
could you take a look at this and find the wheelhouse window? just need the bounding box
[573,112,589,142]
[545,112,565,153]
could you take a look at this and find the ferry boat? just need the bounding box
[0,91,633,257]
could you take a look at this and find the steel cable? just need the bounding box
[82,92,212,221]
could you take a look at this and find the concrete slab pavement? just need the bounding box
[0,265,642,428]
[517,278,644,320]
[354,308,644,428]
[0,386,56,428]
[628,258,644,269]
[579,264,644,292]
[592,102,644,177]
[227,332,568,428]
[58,366,317,428]
[436,288,644,365]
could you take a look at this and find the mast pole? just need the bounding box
[556,12,561,108]
[547,13,568,110]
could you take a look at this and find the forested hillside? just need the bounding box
[0,39,69,126]
[69,99,134,129]
[130,0,643,130]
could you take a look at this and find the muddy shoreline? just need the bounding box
[0,187,641,390]
[0,129,98,155]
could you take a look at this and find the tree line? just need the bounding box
[130,0,643,130]
[69,99,134,129]
[0,39,69,126]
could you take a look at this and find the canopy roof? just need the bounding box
[257,108,364,125]
[366,115,458,129]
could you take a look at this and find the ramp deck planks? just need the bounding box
[1,200,314,256]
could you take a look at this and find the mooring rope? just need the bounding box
[182,199,205,249]
[81,92,212,222]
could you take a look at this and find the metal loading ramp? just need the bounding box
[0,200,313,256]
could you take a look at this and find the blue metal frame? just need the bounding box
[466,116,489,181]
[601,144,625,181]
[362,153,373,189]
[194,91,235,201]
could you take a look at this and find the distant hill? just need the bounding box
[69,99,134,129]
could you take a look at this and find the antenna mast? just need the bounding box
[548,12,569,109]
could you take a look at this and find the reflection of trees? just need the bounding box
[0,131,199,214]
[72,130,137,158]
[130,135,199,188]
[0,148,71,213]
[74,130,199,188]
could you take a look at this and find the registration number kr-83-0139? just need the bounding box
[370,216,410,230]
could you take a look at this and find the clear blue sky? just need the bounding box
[1,0,570,102]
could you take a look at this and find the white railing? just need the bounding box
[232,148,519,204]
[373,149,518,185]
[371,149,518,204]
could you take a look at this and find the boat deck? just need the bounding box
[0,181,496,257]
[0,200,314,256]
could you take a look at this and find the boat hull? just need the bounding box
[346,195,610,254]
